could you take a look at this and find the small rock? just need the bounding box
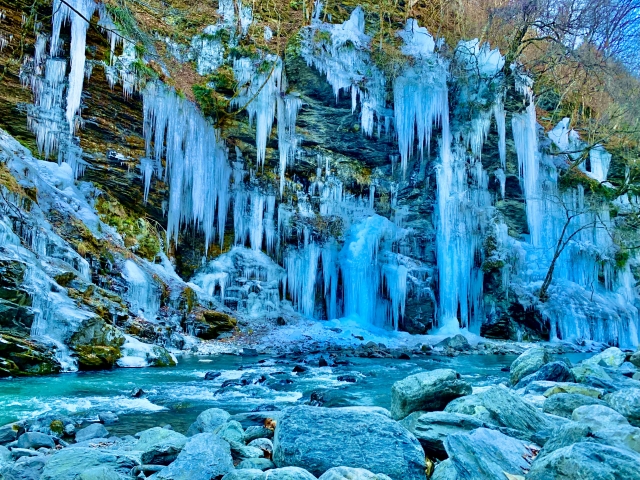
[204,371,222,380]
[0,422,23,444]
[337,375,357,383]
[434,334,470,351]
[237,458,275,471]
[17,432,55,450]
[318,466,392,479]
[264,467,317,479]
[244,426,274,442]
[217,421,245,444]
[510,348,550,385]
[222,470,266,480]
[130,387,145,398]
[10,448,42,460]
[629,351,640,369]
[63,424,76,436]
[248,437,273,457]
[241,348,259,356]
[318,358,328,367]
[398,353,411,360]
[97,412,119,425]
[292,365,308,373]
[390,369,472,419]
[229,440,264,460]
[75,423,109,443]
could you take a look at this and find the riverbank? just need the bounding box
[1,346,640,479]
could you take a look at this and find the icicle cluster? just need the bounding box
[301,7,390,139]
[142,82,231,249]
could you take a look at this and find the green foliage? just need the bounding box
[615,249,630,268]
[558,167,614,199]
[95,197,160,260]
[192,84,228,120]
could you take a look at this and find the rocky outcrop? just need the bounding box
[390,369,472,419]
[272,406,425,480]
[0,334,61,377]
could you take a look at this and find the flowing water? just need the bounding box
[0,352,589,435]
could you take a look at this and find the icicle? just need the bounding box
[301,7,387,138]
[276,71,302,196]
[142,82,231,249]
[231,56,282,169]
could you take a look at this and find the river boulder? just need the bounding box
[542,393,606,419]
[16,432,55,449]
[606,388,640,426]
[510,347,550,385]
[75,423,109,443]
[400,411,486,458]
[41,447,138,480]
[515,361,575,389]
[390,369,471,419]
[527,442,640,479]
[135,427,187,465]
[584,347,627,368]
[272,406,425,480]
[186,407,231,436]
[443,428,535,480]
[155,433,234,480]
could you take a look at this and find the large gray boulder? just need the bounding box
[515,362,575,389]
[135,427,187,465]
[41,448,138,480]
[527,442,640,479]
[583,347,627,368]
[476,387,550,432]
[572,404,629,431]
[400,411,486,458]
[510,348,550,385]
[444,428,535,480]
[0,455,48,480]
[390,369,471,419]
[75,423,109,443]
[272,406,425,480]
[606,388,640,426]
[17,432,55,449]
[318,466,392,479]
[155,433,234,480]
[78,466,125,480]
[186,408,231,436]
[543,393,606,419]
[237,458,275,470]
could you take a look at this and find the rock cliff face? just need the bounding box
[0,0,638,372]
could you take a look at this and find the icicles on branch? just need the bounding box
[142,82,231,249]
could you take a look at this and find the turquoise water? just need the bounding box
[0,352,589,435]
